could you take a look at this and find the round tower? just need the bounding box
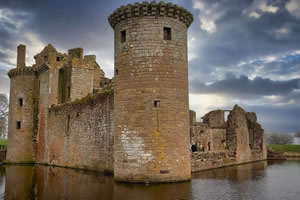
[109,2,193,183]
[6,44,37,163]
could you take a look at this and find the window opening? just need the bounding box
[121,30,126,43]
[17,121,21,129]
[164,27,171,40]
[19,98,23,107]
[154,100,160,108]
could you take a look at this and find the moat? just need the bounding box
[0,160,299,200]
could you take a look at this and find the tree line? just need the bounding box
[0,94,8,139]
[266,133,294,145]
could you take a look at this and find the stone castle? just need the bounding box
[6,2,266,183]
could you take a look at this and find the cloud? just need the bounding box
[0,0,300,132]
[192,0,227,34]
[286,0,300,19]
[242,0,279,19]
[190,74,300,99]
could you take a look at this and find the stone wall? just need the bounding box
[226,105,252,162]
[41,91,114,173]
[190,105,267,172]
[191,151,233,172]
[6,69,38,163]
[112,2,192,183]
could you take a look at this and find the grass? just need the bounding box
[0,139,7,146]
[268,144,300,153]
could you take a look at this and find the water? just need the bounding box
[0,160,300,200]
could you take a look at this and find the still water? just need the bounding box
[0,160,299,200]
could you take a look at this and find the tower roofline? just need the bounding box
[108,1,193,29]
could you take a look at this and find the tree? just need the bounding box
[295,132,300,138]
[266,133,293,145]
[0,94,8,138]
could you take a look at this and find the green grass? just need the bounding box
[0,139,7,146]
[268,144,300,153]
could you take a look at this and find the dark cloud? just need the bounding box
[190,74,300,98]
[0,0,300,132]
[246,104,300,133]
[189,0,300,81]
[0,67,9,94]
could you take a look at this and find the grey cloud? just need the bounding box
[246,104,300,133]
[190,74,300,98]
[0,67,9,94]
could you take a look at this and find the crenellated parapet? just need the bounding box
[7,67,36,78]
[108,1,193,29]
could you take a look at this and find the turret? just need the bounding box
[109,2,193,183]
[6,44,37,163]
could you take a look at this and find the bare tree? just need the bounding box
[266,133,293,145]
[295,132,300,138]
[0,94,8,138]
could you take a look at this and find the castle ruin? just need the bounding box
[6,1,266,183]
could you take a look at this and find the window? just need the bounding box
[67,87,71,98]
[154,100,160,108]
[164,27,171,40]
[115,69,119,75]
[19,98,23,107]
[121,30,126,43]
[67,115,70,132]
[44,56,48,61]
[56,57,60,61]
[17,121,21,129]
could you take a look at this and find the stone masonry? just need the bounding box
[6,1,266,183]
[190,105,267,172]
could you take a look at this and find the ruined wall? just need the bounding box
[44,92,114,173]
[191,105,267,172]
[226,105,252,162]
[191,151,232,172]
[202,110,226,128]
[110,2,193,182]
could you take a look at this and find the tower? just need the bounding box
[6,44,37,163]
[109,2,193,183]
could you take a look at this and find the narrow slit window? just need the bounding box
[121,30,126,43]
[44,56,48,61]
[19,98,23,107]
[17,121,21,129]
[67,115,70,132]
[154,100,160,108]
[67,86,71,98]
[164,27,171,40]
[115,69,119,75]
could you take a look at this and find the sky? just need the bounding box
[0,0,299,133]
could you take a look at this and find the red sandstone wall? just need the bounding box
[44,92,114,173]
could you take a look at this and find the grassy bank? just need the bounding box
[0,139,7,146]
[268,144,300,153]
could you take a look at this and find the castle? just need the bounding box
[6,1,266,183]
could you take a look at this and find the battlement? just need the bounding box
[7,67,35,78]
[108,1,193,29]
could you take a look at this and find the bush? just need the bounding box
[266,133,293,145]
